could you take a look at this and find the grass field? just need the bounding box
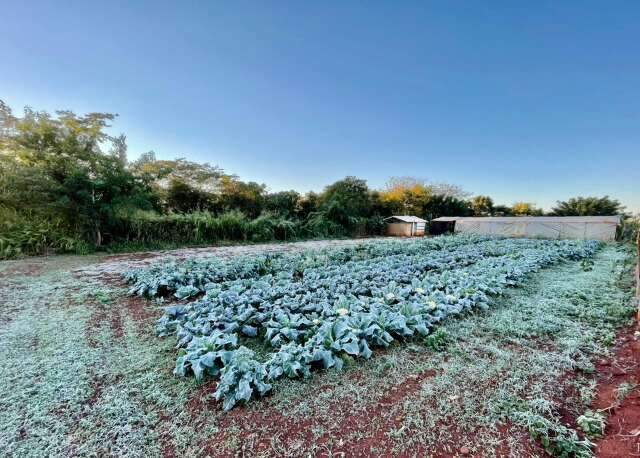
[0,237,637,457]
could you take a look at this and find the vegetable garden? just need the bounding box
[124,234,601,411]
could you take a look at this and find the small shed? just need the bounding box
[430,216,622,241]
[384,216,427,237]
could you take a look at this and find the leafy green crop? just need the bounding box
[213,347,272,411]
[124,234,602,410]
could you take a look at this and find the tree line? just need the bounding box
[0,101,633,258]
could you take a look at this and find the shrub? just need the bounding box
[576,410,606,439]
[0,208,85,259]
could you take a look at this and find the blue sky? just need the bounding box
[2,1,639,212]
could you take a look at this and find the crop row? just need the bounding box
[126,237,601,410]
[123,234,492,299]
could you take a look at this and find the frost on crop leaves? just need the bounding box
[122,234,602,410]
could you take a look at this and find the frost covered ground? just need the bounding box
[0,239,636,457]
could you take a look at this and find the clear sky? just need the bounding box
[2,1,639,212]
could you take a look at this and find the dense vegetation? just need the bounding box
[0,100,635,259]
[124,234,601,411]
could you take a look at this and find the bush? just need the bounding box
[106,210,303,247]
[0,208,86,259]
[620,215,639,243]
[248,212,299,242]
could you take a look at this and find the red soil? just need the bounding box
[189,367,542,457]
[593,323,640,457]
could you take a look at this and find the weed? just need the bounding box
[577,409,606,439]
[424,328,451,352]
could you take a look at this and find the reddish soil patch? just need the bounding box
[0,261,44,279]
[593,323,640,457]
[124,295,159,329]
[84,297,125,345]
[324,370,437,456]
[103,251,159,263]
[190,367,543,457]
[110,306,124,339]
[85,301,109,348]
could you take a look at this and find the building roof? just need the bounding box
[384,215,427,223]
[431,216,622,224]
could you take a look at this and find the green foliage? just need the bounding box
[615,381,639,403]
[0,207,86,258]
[213,346,272,411]
[0,101,156,250]
[174,331,239,381]
[321,176,372,220]
[581,258,594,271]
[264,190,301,218]
[109,210,301,248]
[130,235,602,411]
[552,196,624,216]
[248,212,298,242]
[2,99,633,261]
[423,194,472,221]
[620,215,639,242]
[308,176,374,235]
[513,411,593,457]
[470,195,494,216]
[576,410,606,439]
[424,328,450,351]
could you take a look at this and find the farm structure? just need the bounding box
[384,215,427,237]
[430,216,622,241]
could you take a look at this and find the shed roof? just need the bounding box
[431,216,622,224]
[384,215,427,223]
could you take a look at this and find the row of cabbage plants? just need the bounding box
[125,236,601,410]
[123,234,491,299]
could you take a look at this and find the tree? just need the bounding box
[551,196,624,216]
[305,177,373,235]
[131,155,225,193]
[0,100,17,144]
[423,194,472,221]
[429,181,470,199]
[218,177,267,218]
[264,190,301,218]
[511,202,543,216]
[166,179,213,212]
[0,101,154,245]
[470,195,494,216]
[379,177,431,216]
[492,204,513,216]
[130,154,228,213]
[110,134,128,166]
[320,176,372,218]
[297,191,320,219]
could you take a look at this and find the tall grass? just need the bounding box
[0,208,384,260]
[0,207,88,258]
[109,210,302,246]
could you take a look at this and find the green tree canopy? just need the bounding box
[0,101,155,245]
[551,196,624,216]
[321,176,372,220]
[423,194,472,221]
[470,195,494,216]
[492,204,513,216]
[264,190,301,218]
